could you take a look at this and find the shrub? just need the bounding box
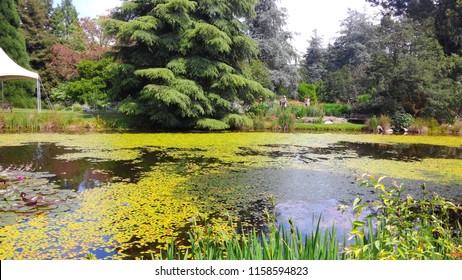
[347,174,462,260]
[0,111,114,132]
[72,103,83,112]
[367,115,391,133]
[11,95,36,109]
[251,103,268,117]
[392,113,413,131]
[195,119,230,131]
[322,103,351,117]
[452,119,462,136]
[289,104,324,118]
[297,82,318,102]
[247,113,265,131]
[365,116,380,133]
[224,114,253,131]
[294,123,365,132]
[379,115,392,131]
[408,118,430,135]
[277,111,296,132]
[438,124,451,135]
[357,94,371,103]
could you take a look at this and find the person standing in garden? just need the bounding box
[280,96,287,109]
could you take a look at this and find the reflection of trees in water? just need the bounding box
[33,143,44,168]
[245,142,462,164]
[0,143,144,192]
[77,170,111,193]
[342,142,462,162]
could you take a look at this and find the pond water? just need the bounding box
[0,133,461,259]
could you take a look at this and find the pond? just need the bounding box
[0,133,461,259]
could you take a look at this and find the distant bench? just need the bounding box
[1,101,13,113]
[348,113,369,124]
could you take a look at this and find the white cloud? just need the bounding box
[279,0,380,53]
[73,0,122,18]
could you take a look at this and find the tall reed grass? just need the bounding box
[0,111,119,132]
[159,175,462,260]
[0,111,103,132]
[159,217,342,260]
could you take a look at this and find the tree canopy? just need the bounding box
[103,0,273,128]
[248,0,300,96]
[367,0,462,55]
[17,0,55,71]
[0,0,29,67]
[8,0,462,127]
[50,0,80,44]
[302,3,462,123]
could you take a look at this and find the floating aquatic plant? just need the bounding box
[0,132,461,259]
[0,171,78,227]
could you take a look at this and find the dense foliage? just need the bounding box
[17,0,55,72]
[0,0,35,104]
[101,0,273,129]
[367,0,462,55]
[2,0,462,128]
[301,5,462,123]
[249,0,300,96]
[50,0,79,44]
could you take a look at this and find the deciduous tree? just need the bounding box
[367,0,462,55]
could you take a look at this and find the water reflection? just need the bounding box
[77,170,110,193]
[0,143,139,192]
[249,142,462,163]
[1,139,461,259]
[276,199,359,241]
[339,142,462,162]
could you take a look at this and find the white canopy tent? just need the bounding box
[0,48,41,112]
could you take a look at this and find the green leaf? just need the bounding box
[135,68,175,83]
[352,221,365,228]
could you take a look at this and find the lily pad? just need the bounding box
[0,170,79,225]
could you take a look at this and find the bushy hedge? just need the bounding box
[322,103,351,117]
[224,114,253,131]
[195,118,230,131]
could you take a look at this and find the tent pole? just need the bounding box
[37,79,41,113]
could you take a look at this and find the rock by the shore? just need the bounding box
[301,117,348,124]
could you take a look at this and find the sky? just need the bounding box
[72,0,380,53]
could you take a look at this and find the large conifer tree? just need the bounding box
[50,0,80,44]
[17,0,55,70]
[303,30,327,84]
[248,0,299,96]
[104,0,272,128]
